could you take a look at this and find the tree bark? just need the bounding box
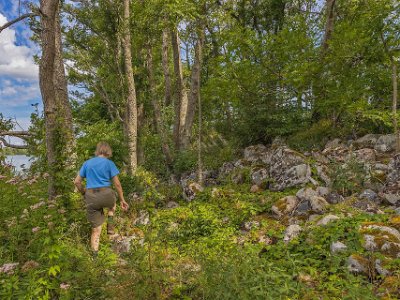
[122,0,138,175]
[171,29,188,150]
[147,45,174,170]
[322,0,336,52]
[180,27,205,149]
[161,29,172,106]
[39,0,59,197]
[54,5,76,169]
[393,61,399,153]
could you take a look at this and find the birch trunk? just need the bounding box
[122,0,138,175]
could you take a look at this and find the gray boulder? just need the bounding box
[272,196,299,217]
[251,168,269,187]
[353,134,380,149]
[326,192,344,204]
[316,186,330,198]
[316,214,340,226]
[283,225,302,243]
[383,193,400,206]
[310,196,329,213]
[243,144,268,163]
[296,187,318,202]
[359,189,378,203]
[347,255,368,274]
[331,241,347,254]
[375,134,397,153]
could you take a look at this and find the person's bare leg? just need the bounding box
[107,203,116,234]
[91,225,102,253]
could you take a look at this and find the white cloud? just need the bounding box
[0,79,40,107]
[0,13,38,80]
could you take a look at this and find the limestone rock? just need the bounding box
[375,259,391,277]
[183,182,204,201]
[375,134,396,153]
[316,186,330,197]
[359,189,378,202]
[296,187,318,202]
[347,255,368,274]
[353,134,381,149]
[268,147,311,191]
[309,196,329,213]
[354,148,377,163]
[283,225,302,243]
[243,144,268,163]
[325,138,343,149]
[331,241,347,254]
[383,193,400,206]
[316,214,340,226]
[251,168,269,187]
[361,224,400,257]
[133,210,150,226]
[326,192,344,204]
[272,196,299,217]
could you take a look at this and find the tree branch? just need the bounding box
[0,13,39,33]
[0,137,28,149]
[0,131,32,137]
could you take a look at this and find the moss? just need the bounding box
[379,275,400,298]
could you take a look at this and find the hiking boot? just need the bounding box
[107,223,115,235]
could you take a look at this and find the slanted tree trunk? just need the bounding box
[171,29,188,150]
[162,29,172,107]
[122,0,138,175]
[180,27,205,149]
[322,0,336,52]
[146,45,174,171]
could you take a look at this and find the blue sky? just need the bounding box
[0,0,41,144]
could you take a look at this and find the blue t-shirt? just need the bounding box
[79,157,120,189]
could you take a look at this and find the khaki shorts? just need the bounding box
[84,187,116,228]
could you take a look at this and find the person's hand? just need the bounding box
[120,200,129,211]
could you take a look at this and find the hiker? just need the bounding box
[74,141,129,256]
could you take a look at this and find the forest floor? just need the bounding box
[1,170,399,300]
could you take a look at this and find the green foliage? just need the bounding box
[330,158,368,196]
[76,120,126,169]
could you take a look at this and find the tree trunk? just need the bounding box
[147,45,174,170]
[322,0,336,52]
[393,61,399,153]
[180,28,205,149]
[122,0,138,175]
[162,29,172,106]
[54,5,76,169]
[171,29,188,150]
[39,0,60,198]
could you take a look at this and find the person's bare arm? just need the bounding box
[112,175,129,211]
[74,175,86,195]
